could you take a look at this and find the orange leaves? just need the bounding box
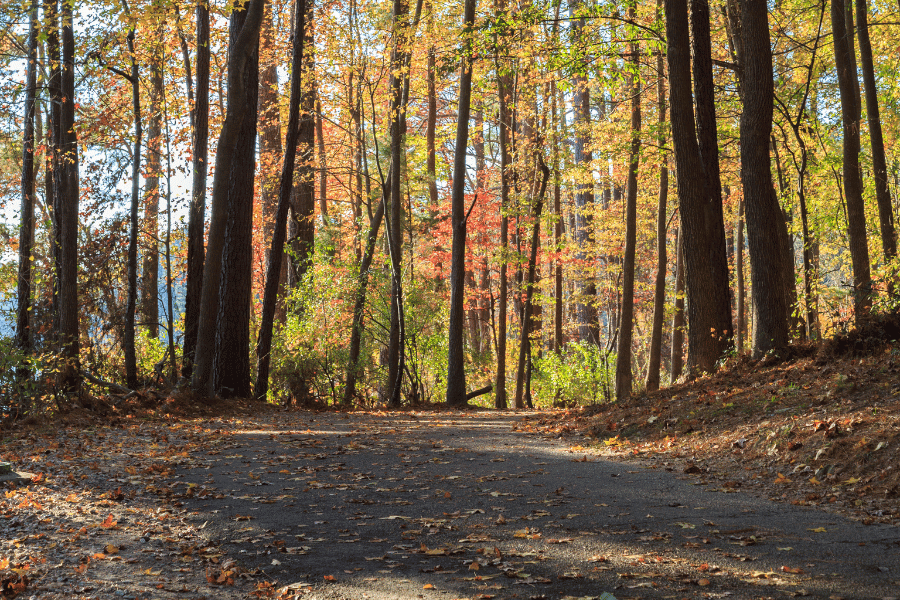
[206,565,236,586]
[100,514,118,529]
[781,565,804,574]
[323,575,336,582]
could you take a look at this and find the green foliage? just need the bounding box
[269,262,354,406]
[530,341,614,407]
[0,336,58,421]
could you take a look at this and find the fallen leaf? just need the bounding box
[782,566,804,574]
[423,583,435,589]
[807,527,827,533]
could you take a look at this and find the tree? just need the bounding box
[645,5,668,392]
[182,0,211,379]
[615,6,642,400]
[831,0,872,318]
[192,0,266,395]
[855,0,897,282]
[16,0,39,386]
[570,0,597,345]
[665,0,731,375]
[213,0,262,398]
[255,0,308,402]
[446,0,478,407]
[740,0,790,357]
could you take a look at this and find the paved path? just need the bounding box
[180,411,900,600]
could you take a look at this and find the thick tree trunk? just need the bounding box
[616,19,641,400]
[741,0,790,357]
[16,0,39,386]
[688,0,734,365]
[191,0,265,394]
[182,0,210,379]
[213,4,262,399]
[45,0,61,337]
[254,0,308,402]
[646,22,668,392]
[58,0,80,392]
[550,80,564,354]
[446,0,477,407]
[665,0,730,375]
[831,0,872,318]
[855,0,897,282]
[670,222,685,381]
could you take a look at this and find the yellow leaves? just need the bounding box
[808,527,827,533]
[844,477,860,485]
[423,583,435,589]
[808,476,822,485]
[105,544,119,554]
[0,557,9,570]
[420,544,448,556]
[774,472,790,484]
[65,493,79,502]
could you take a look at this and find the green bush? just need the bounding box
[531,341,614,407]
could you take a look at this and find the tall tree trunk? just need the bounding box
[191,0,266,394]
[494,0,512,409]
[665,0,730,375]
[385,0,409,406]
[855,0,897,283]
[316,87,328,221]
[182,0,210,378]
[646,16,668,392]
[551,79,564,354]
[735,199,746,352]
[688,0,733,363]
[514,157,549,409]
[45,0,61,338]
[571,0,597,344]
[141,21,163,340]
[670,222,685,380]
[741,0,790,356]
[258,0,282,274]
[289,0,317,288]
[446,0,477,407]
[213,3,262,398]
[16,0,39,386]
[831,0,872,318]
[124,27,142,390]
[58,0,80,392]
[254,0,308,402]
[616,14,641,400]
[343,199,386,404]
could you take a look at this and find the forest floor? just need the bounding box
[1,319,899,600]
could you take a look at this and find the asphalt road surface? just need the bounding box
[178,411,900,600]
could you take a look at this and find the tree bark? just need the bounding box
[571,0,597,345]
[513,157,549,409]
[124,26,142,390]
[670,222,685,380]
[855,0,897,282]
[646,15,668,392]
[213,3,262,399]
[254,0,308,402]
[688,0,734,365]
[831,0,872,318]
[258,0,282,274]
[665,0,730,375]
[616,13,641,400]
[182,0,210,378]
[735,199,746,352]
[385,0,410,406]
[141,23,163,340]
[58,0,80,392]
[446,0,478,407]
[741,0,790,357]
[494,0,512,409]
[191,0,266,394]
[16,0,39,386]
